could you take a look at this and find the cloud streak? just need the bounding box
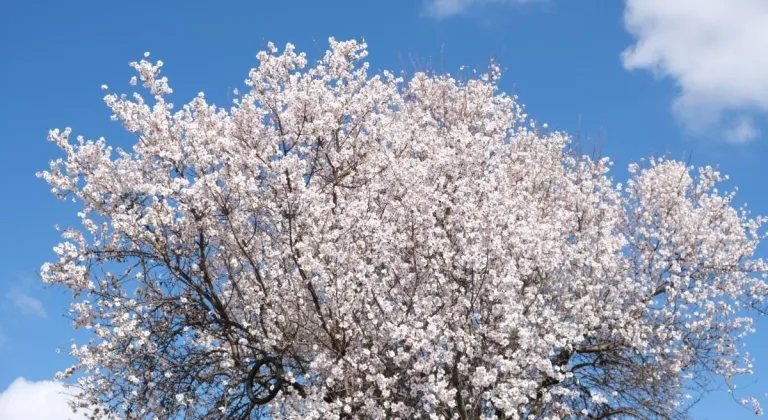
[621,0,768,143]
[723,118,759,144]
[5,290,47,318]
[423,0,539,19]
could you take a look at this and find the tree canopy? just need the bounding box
[39,39,768,419]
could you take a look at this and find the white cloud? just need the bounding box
[5,290,47,318]
[423,0,538,19]
[0,378,89,420]
[621,0,768,143]
[724,118,759,144]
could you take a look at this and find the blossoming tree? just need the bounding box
[39,39,768,419]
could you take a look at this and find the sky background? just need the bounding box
[1,0,768,418]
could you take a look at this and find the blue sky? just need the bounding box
[1,0,767,418]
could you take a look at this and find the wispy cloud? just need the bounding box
[621,0,768,143]
[5,290,47,318]
[422,0,540,19]
[723,118,759,144]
